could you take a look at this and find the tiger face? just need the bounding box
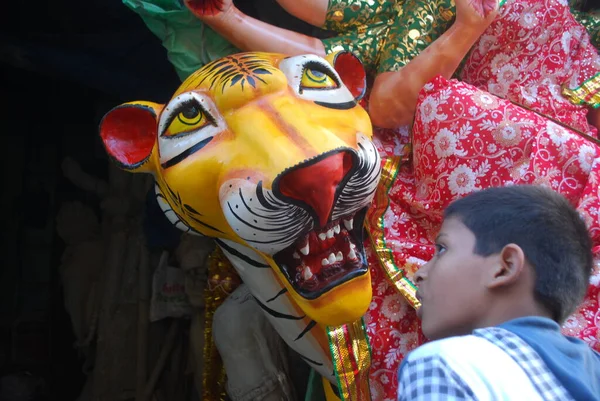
[100,52,381,327]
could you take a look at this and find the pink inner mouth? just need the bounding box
[274,211,367,299]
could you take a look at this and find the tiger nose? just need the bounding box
[276,150,355,228]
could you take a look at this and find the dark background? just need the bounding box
[0,1,322,399]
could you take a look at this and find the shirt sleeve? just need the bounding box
[397,355,476,401]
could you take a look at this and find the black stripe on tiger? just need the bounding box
[314,99,358,110]
[157,175,224,234]
[215,239,269,268]
[266,288,288,303]
[294,320,317,341]
[253,296,305,320]
[193,54,276,94]
[161,137,213,169]
[186,213,224,234]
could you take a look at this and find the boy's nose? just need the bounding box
[414,262,429,284]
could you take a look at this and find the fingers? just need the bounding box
[482,0,498,17]
[185,0,226,16]
[468,0,485,17]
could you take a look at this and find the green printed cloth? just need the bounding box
[123,0,239,80]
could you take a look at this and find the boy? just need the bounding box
[398,185,600,400]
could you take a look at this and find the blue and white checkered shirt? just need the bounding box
[397,327,572,401]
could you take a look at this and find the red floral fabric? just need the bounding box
[360,0,600,398]
[363,75,600,400]
[363,246,427,401]
[460,0,600,136]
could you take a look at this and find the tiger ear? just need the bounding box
[99,102,163,173]
[326,51,367,101]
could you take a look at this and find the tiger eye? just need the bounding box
[182,106,200,119]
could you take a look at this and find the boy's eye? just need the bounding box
[435,244,447,255]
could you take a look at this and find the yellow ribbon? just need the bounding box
[562,72,600,109]
[365,153,421,310]
[327,318,373,401]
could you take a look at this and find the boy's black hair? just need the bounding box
[444,185,593,323]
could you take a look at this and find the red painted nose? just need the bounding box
[277,151,354,227]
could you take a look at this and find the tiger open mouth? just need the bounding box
[273,208,368,299]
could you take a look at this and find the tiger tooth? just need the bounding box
[328,253,336,264]
[300,244,310,255]
[302,266,314,280]
[326,229,334,239]
[322,258,329,266]
[348,248,357,260]
[293,252,301,259]
[335,251,343,262]
[344,219,353,231]
[318,233,327,241]
[334,225,340,234]
[350,243,356,249]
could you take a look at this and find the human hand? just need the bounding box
[184,0,234,20]
[455,0,499,31]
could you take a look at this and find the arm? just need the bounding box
[185,0,326,56]
[274,0,329,27]
[369,0,498,128]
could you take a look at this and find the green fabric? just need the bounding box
[304,368,327,401]
[571,8,600,49]
[123,0,239,80]
[320,0,455,75]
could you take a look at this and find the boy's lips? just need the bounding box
[416,290,423,318]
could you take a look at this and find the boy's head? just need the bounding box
[414,185,593,341]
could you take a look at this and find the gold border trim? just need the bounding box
[562,72,600,109]
[366,154,421,309]
[327,319,372,401]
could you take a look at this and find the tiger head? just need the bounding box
[99,51,381,327]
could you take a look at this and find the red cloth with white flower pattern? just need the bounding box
[363,75,600,400]
[358,1,600,399]
[363,246,427,401]
[459,0,600,136]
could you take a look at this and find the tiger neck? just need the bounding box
[216,238,336,383]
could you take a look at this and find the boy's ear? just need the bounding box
[486,244,526,289]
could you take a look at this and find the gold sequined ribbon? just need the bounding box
[202,247,242,401]
[326,318,372,401]
[562,73,600,109]
[365,152,421,310]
